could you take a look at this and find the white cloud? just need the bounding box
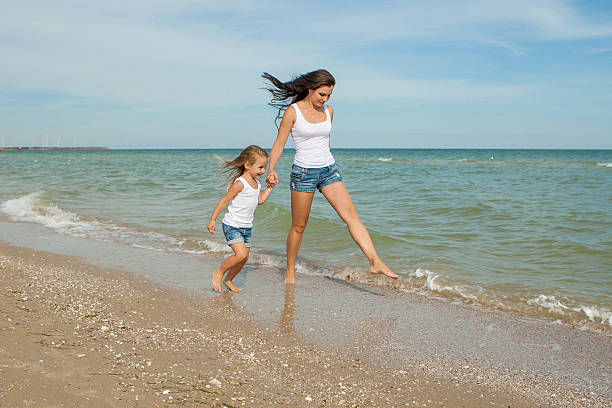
[2,0,565,109]
[0,2,312,108]
[334,68,532,103]
[244,0,612,45]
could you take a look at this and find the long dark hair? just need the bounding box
[262,69,335,126]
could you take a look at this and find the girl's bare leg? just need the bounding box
[223,246,250,292]
[286,190,315,284]
[212,243,250,292]
[321,182,398,279]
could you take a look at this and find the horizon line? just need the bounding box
[3,147,610,151]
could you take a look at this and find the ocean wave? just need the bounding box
[329,265,612,330]
[2,192,87,232]
[0,192,210,255]
[563,161,612,168]
[0,192,290,263]
[195,239,233,254]
[413,268,480,302]
[527,295,612,327]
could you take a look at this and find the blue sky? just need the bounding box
[1,1,611,149]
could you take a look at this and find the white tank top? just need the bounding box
[222,176,260,228]
[291,103,335,168]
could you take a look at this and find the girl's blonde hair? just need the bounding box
[220,145,268,184]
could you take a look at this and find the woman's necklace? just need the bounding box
[300,102,324,122]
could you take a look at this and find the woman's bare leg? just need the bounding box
[212,243,249,292]
[286,190,315,284]
[321,182,398,279]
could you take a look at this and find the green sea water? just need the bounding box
[1,149,610,329]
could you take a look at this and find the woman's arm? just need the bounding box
[266,106,296,186]
[207,181,243,234]
[328,105,334,149]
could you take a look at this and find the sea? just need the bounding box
[1,148,610,331]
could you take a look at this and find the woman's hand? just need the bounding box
[266,170,278,188]
[207,219,216,234]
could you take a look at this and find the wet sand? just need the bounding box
[0,229,610,406]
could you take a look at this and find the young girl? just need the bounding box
[207,145,275,292]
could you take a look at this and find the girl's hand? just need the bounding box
[267,179,277,189]
[266,170,278,188]
[207,219,215,234]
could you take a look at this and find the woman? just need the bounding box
[263,69,398,284]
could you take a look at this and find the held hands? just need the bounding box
[207,219,215,234]
[266,170,278,189]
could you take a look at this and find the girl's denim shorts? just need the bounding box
[222,223,252,247]
[290,163,343,193]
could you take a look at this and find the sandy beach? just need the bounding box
[0,236,609,407]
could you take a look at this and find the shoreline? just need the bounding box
[0,237,610,406]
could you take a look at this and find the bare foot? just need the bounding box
[285,269,296,284]
[212,269,224,292]
[223,280,242,293]
[370,259,399,279]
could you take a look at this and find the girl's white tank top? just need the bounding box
[222,176,260,228]
[290,103,335,168]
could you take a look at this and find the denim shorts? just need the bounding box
[222,223,252,247]
[290,163,343,193]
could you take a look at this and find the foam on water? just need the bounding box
[0,192,318,275]
[527,295,612,327]
[1,192,203,255]
[330,265,612,330]
[1,192,81,231]
[193,240,233,254]
[414,268,481,302]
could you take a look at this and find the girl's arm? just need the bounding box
[258,184,275,205]
[266,106,296,187]
[207,181,243,234]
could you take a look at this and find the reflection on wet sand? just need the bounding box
[280,284,295,334]
[212,290,237,311]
